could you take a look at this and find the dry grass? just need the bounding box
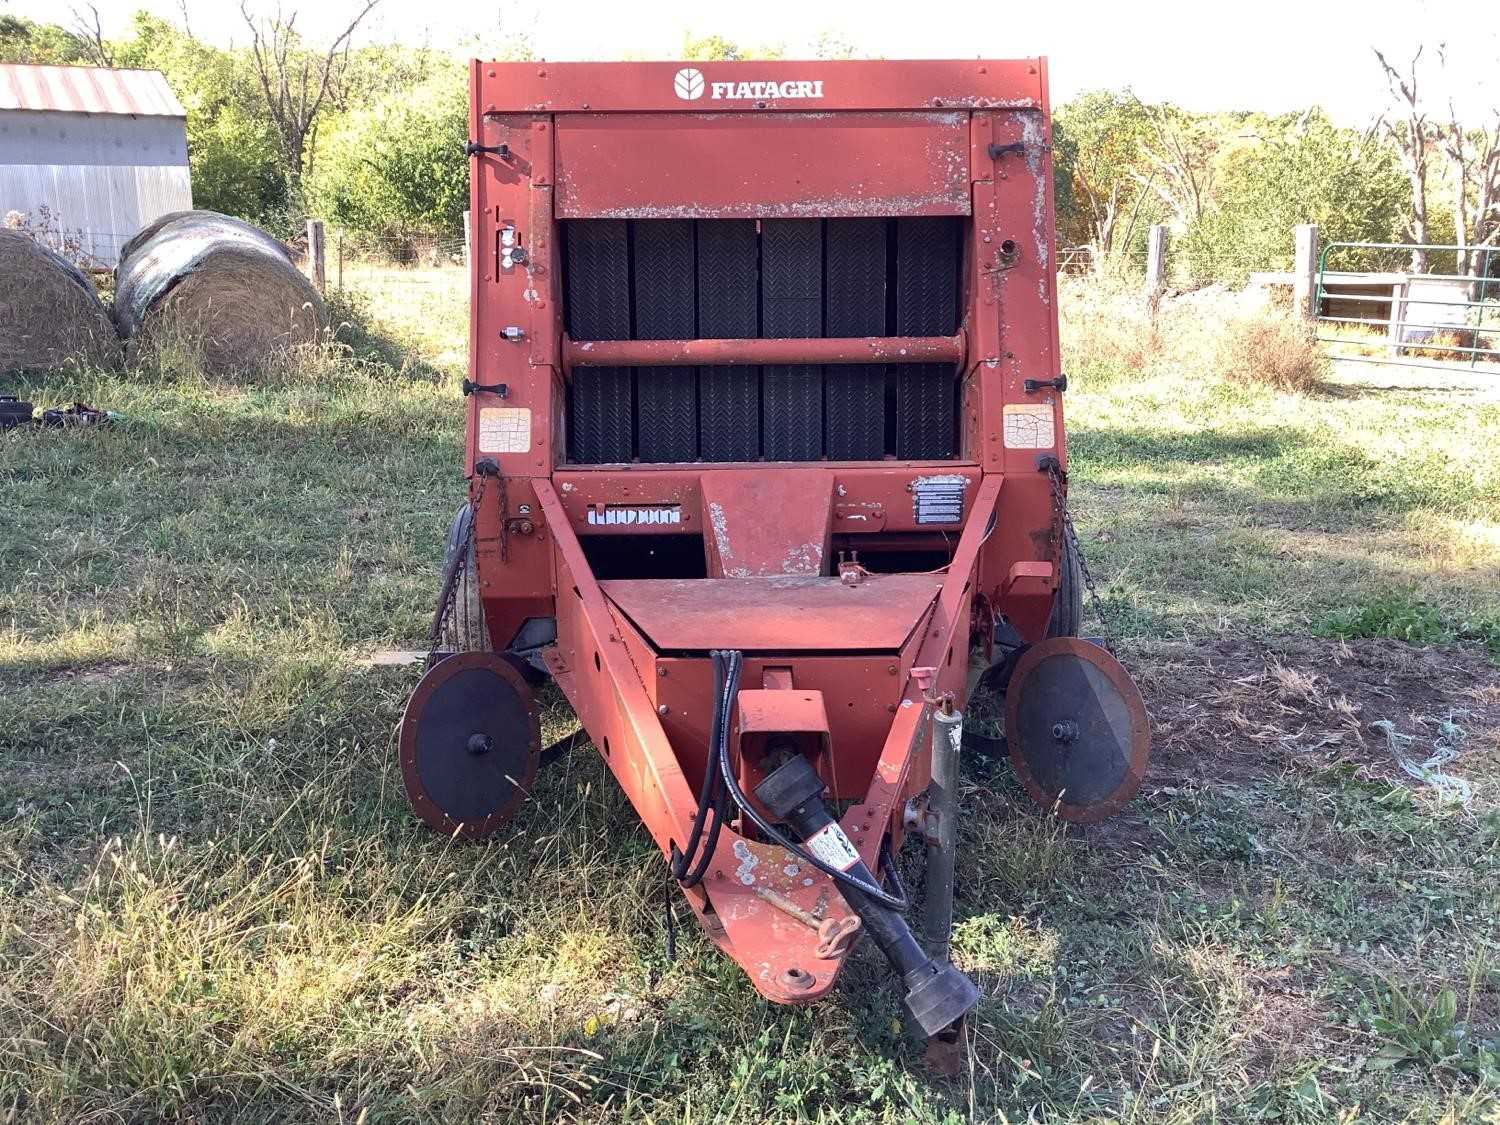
[1061,275,1327,394]
[3,272,1500,1121]
[1212,314,1329,394]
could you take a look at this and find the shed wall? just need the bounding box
[0,110,191,267]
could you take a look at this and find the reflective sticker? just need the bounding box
[1003,403,1056,449]
[586,505,682,526]
[478,407,531,453]
[805,821,862,872]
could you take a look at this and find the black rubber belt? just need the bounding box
[633,220,698,462]
[565,221,632,463]
[825,219,888,460]
[894,217,960,460]
[696,220,760,461]
[761,219,823,460]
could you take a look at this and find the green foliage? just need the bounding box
[309,68,469,237]
[1054,90,1160,258]
[0,14,89,64]
[1178,111,1407,284]
[681,32,784,61]
[1318,596,1453,646]
[111,14,288,229]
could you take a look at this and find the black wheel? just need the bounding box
[1046,535,1084,639]
[437,504,491,654]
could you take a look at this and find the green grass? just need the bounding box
[1,278,1498,1121]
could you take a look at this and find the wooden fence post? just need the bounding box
[1294,223,1318,321]
[306,218,326,293]
[1144,224,1168,314]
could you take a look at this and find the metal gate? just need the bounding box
[1314,241,1499,370]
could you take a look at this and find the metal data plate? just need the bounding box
[399,651,540,838]
[1005,638,1151,823]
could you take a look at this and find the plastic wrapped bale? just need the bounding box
[0,230,121,374]
[114,210,326,374]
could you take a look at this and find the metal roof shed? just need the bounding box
[0,64,191,268]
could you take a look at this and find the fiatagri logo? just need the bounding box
[673,67,824,101]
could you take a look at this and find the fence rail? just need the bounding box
[1314,240,1499,370]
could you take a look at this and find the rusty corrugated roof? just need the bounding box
[0,64,186,118]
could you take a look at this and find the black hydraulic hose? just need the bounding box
[671,651,728,882]
[681,649,742,887]
[674,648,742,885]
[712,649,908,911]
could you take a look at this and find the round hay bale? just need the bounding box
[0,229,120,374]
[114,210,326,374]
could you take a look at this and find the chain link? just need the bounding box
[1044,459,1115,647]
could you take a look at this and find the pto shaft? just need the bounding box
[755,755,980,1037]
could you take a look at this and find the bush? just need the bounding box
[1212,312,1328,393]
[1060,276,1327,393]
[309,69,468,239]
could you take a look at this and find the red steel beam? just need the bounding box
[562,333,965,371]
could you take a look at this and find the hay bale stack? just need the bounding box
[0,230,120,374]
[114,210,326,373]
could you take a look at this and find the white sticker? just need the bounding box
[478,407,531,454]
[805,821,862,872]
[1003,403,1056,449]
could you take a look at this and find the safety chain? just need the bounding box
[1042,456,1116,647]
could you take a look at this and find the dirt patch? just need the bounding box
[1129,635,1500,807]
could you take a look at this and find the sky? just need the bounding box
[9,0,1499,125]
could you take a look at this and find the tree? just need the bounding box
[239,0,381,216]
[67,3,112,66]
[681,32,783,61]
[309,67,467,237]
[114,12,288,227]
[1373,47,1436,272]
[1178,111,1407,284]
[1436,47,1500,280]
[0,14,90,63]
[1134,99,1221,228]
[1054,91,1157,267]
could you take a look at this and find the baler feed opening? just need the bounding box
[562,217,964,464]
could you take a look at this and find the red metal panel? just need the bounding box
[465,108,559,479]
[603,575,942,652]
[555,112,972,219]
[478,59,1043,114]
[699,468,833,578]
[563,333,964,369]
[550,466,981,533]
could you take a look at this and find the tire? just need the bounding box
[1046,535,1084,639]
[441,504,491,653]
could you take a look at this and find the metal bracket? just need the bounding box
[462,379,509,397]
[987,141,1025,160]
[1023,374,1068,394]
[465,141,511,159]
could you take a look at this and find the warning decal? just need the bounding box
[478,407,531,454]
[1003,403,1056,449]
[805,821,862,872]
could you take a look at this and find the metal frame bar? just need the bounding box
[562,332,966,371]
